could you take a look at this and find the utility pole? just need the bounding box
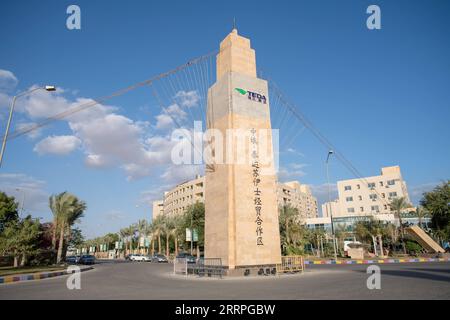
[326,150,338,260]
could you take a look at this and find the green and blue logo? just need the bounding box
[235,87,267,104]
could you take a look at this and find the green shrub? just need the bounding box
[405,241,422,256]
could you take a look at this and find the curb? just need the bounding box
[0,266,94,284]
[304,257,450,265]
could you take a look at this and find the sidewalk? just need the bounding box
[304,257,450,265]
[0,266,94,284]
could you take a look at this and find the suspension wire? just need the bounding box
[149,84,199,180]
[4,51,218,142]
[267,78,392,208]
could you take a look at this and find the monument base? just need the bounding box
[222,264,278,277]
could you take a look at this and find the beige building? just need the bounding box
[321,199,340,218]
[155,176,318,220]
[151,200,164,220]
[324,166,412,218]
[161,175,204,216]
[277,181,318,219]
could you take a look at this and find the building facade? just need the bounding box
[153,176,318,220]
[151,200,164,220]
[277,181,318,219]
[336,166,411,217]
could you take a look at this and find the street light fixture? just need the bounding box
[0,85,56,167]
[326,150,338,260]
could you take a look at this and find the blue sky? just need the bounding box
[0,0,449,238]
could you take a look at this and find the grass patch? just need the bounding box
[0,266,66,277]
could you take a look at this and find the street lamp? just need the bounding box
[326,150,338,260]
[0,85,56,168]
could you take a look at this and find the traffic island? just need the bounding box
[0,265,94,284]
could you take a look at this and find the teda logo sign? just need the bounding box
[235,88,267,104]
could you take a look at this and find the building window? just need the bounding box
[381,193,385,198]
[379,181,384,187]
[344,185,352,191]
[384,205,388,210]
[368,182,376,189]
[347,208,355,213]
[371,205,380,212]
[369,194,377,200]
[346,197,353,202]
[387,180,395,186]
[357,184,360,189]
[360,207,364,212]
[358,195,362,201]
[389,192,398,198]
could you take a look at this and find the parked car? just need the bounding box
[176,252,196,264]
[79,255,95,265]
[151,254,168,263]
[65,255,80,264]
[129,254,151,262]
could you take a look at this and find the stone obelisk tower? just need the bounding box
[204,29,281,272]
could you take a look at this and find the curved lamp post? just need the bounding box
[0,85,56,167]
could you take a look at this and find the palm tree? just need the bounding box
[390,197,412,254]
[162,216,172,257]
[169,215,183,257]
[141,222,153,255]
[152,215,164,254]
[389,197,412,237]
[127,224,136,253]
[279,205,299,249]
[136,219,147,254]
[415,206,430,228]
[119,228,128,254]
[50,192,86,264]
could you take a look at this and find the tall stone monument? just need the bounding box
[204,29,282,272]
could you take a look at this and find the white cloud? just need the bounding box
[15,122,43,140]
[310,183,339,209]
[408,182,438,205]
[155,113,174,130]
[34,135,81,155]
[175,90,200,108]
[0,69,18,92]
[278,163,308,181]
[0,173,49,215]
[4,80,203,181]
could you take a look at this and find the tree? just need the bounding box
[421,181,450,241]
[0,216,41,267]
[390,197,412,236]
[136,219,147,253]
[415,206,430,229]
[279,205,299,249]
[68,228,84,249]
[389,197,412,254]
[183,202,205,256]
[0,192,19,234]
[152,216,164,254]
[49,192,87,264]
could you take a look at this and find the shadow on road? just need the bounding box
[354,268,450,283]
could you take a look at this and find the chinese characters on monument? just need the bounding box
[251,128,264,246]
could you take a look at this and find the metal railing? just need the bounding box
[276,256,305,274]
[174,257,224,278]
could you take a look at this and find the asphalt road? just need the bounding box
[1,261,449,299]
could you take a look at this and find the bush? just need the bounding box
[405,241,422,256]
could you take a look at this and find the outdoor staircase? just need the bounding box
[405,225,445,253]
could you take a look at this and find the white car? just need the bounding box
[129,254,151,262]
